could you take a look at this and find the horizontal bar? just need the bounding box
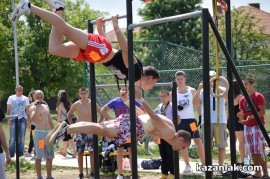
[96,82,172,89]
[90,15,127,24]
[128,11,202,30]
[5,115,18,120]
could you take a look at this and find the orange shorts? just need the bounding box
[74,33,112,63]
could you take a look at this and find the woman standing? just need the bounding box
[56,90,76,157]
[227,80,245,164]
[24,90,36,157]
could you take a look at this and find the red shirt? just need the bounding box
[239,92,266,127]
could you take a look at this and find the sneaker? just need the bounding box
[46,121,67,146]
[117,174,124,179]
[11,0,30,21]
[37,176,44,179]
[183,164,192,173]
[76,173,84,179]
[44,0,66,12]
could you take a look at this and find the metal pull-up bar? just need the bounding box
[90,15,127,24]
[128,11,201,30]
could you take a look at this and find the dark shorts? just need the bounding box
[76,133,93,153]
[63,119,72,141]
[178,118,200,139]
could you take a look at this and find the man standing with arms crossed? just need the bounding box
[7,85,30,157]
[173,71,205,173]
[238,76,269,178]
[29,90,55,179]
[100,86,144,179]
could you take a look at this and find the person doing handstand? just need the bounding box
[45,87,191,152]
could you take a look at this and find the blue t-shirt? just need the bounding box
[107,97,141,117]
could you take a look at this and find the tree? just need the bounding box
[138,0,202,49]
[136,0,202,69]
[211,7,270,63]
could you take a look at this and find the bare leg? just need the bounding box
[46,158,53,178]
[235,131,245,163]
[117,147,124,175]
[180,148,190,166]
[35,159,42,177]
[194,138,205,165]
[90,152,95,174]
[251,154,263,177]
[218,148,225,166]
[29,5,88,57]
[67,121,118,137]
[78,151,84,174]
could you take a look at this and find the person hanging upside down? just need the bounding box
[11,0,160,90]
[45,86,191,151]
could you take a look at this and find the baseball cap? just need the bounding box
[209,71,216,77]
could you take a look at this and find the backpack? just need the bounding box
[141,159,162,169]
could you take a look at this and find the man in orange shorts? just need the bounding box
[11,0,158,90]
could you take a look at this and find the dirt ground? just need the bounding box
[6,169,160,179]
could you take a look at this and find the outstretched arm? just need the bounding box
[96,17,110,40]
[111,15,137,68]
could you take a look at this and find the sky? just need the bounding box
[86,0,270,30]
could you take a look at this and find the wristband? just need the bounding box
[138,98,145,103]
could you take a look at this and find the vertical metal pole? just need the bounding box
[126,0,138,178]
[225,0,237,178]
[202,8,212,179]
[15,117,19,179]
[88,20,100,179]
[12,0,19,86]
[172,81,180,179]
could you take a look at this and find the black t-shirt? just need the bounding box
[102,50,143,82]
[0,106,5,153]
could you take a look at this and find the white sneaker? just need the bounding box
[116,174,124,179]
[183,164,192,173]
[11,0,30,21]
[44,0,66,12]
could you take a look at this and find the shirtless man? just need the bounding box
[64,87,104,179]
[46,87,191,155]
[29,90,54,179]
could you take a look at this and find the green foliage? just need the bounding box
[210,7,270,64]
[6,157,33,172]
[138,0,202,49]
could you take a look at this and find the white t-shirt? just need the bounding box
[200,86,227,124]
[156,102,173,121]
[176,87,195,119]
[7,95,30,119]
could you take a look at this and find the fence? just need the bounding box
[84,40,270,130]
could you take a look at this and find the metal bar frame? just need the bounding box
[202,8,212,179]
[128,11,202,30]
[126,0,138,178]
[95,82,173,89]
[225,0,237,178]
[88,20,100,179]
[90,15,127,24]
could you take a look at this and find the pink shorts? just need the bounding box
[106,114,145,147]
[74,33,112,63]
[244,125,265,155]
